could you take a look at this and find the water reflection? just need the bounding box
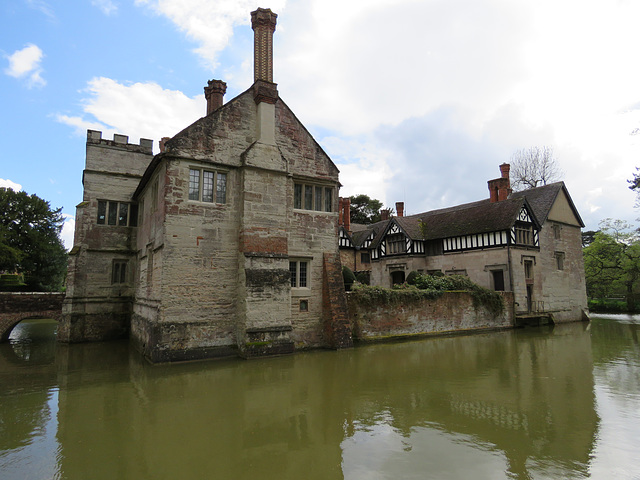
[1,317,639,479]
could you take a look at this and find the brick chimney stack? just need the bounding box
[251,8,278,145]
[381,209,390,221]
[251,8,277,83]
[343,197,351,233]
[395,202,404,217]
[488,163,512,202]
[204,79,227,115]
[338,197,344,226]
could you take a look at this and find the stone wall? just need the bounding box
[347,291,514,342]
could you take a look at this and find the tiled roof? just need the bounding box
[344,181,581,249]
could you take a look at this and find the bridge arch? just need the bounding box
[0,293,64,342]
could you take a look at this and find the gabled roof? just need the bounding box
[509,181,584,227]
[404,196,539,241]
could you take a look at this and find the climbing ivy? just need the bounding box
[350,274,504,316]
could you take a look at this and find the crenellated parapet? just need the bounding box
[87,130,153,154]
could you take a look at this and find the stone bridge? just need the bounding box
[0,292,65,342]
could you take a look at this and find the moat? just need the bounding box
[1,315,639,479]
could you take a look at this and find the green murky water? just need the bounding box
[1,315,639,479]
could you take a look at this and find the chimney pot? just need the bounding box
[204,79,227,115]
[395,202,404,218]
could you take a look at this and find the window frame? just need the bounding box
[111,260,128,284]
[293,181,333,213]
[97,200,138,227]
[289,259,310,289]
[189,167,227,204]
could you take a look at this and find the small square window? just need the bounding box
[299,299,309,312]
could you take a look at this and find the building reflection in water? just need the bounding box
[1,319,607,479]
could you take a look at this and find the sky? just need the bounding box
[2,0,640,249]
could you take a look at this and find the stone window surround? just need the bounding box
[293,180,333,213]
[97,200,138,227]
[111,260,128,284]
[290,258,311,291]
[188,166,227,204]
[555,251,565,270]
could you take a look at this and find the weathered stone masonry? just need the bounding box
[62,8,353,362]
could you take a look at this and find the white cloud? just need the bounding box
[0,179,23,191]
[26,0,55,20]
[4,44,46,88]
[92,0,118,15]
[135,0,287,70]
[56,77,205,149]
[61,214,75,250]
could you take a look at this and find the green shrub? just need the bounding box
[406,271,419,285]
[342,266,356,291]
[351,274,504,316]
[355,271,370,285]
[588,298,628,313]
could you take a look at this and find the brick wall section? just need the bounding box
[347,291,514,342]
[0,292,64,341]
[322,253,353,348]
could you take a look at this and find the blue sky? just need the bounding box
[3,0,640,249]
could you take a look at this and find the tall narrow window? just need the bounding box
[189,169,200,201]
[314,186,323,211]
[108,201,118,225]
[97,201,107,224]
[555,252,565,270]
[112,261,128,284]
[324,187,332,212]
[289,260,309,288]
[304,185,313,210]
[294,184,302,209]
[118,203,129,226]
[202,170,214,202]
[216,172,227,203]
[492,270,505,291]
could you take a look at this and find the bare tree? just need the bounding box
[509,146,562,191]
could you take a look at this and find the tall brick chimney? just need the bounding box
[251,8,278,145]
[488,163,512,202]
[395,202,404,217]
[204,79,227,115]
[338,197,344,226]
[251,8,277,83]
[343,197,351,233]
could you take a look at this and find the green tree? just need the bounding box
[0,188,67,291]
[583,219,640,311]
[349,194,386,224]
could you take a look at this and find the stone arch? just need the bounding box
[0,311,62,342]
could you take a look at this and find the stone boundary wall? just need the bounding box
[347,291,514,343]
[0,292,65,341]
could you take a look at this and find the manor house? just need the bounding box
[339,164,588,324]
[61,9,351,362]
